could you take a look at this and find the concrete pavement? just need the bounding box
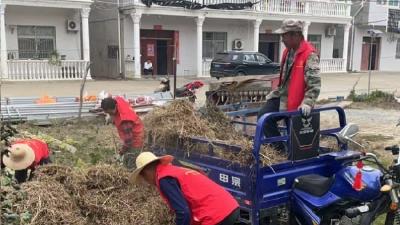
[1,72,399,104]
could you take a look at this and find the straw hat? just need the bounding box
[3,144,35,170]
[130,152,173,184]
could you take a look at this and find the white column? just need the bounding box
[0,4,8,79]
[81,8,91,78]
[253,19,262,52]
[195,16,205,77]
[303,21,311,41]
[343,23,351,72]
[131,12,141,78]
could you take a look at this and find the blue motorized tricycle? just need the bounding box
[151,106,400,225]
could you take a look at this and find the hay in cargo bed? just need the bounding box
[143,100,287,166]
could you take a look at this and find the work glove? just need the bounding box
[104,114,113,125]
[113,154,123,164]
[298,104,312,118]
[265,90,280,101]
[118,148,127,156]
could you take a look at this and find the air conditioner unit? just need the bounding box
[232,39,243,50]
[325,26,336,37]
[67,20,79,32]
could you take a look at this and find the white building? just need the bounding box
[0,0,92,80]
[90,0,352,79]
[350,0,400,72]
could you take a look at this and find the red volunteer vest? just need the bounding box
[114,96,144,148]
[279,40,316,111]
[13,139,50,168]
[156,164,239,225]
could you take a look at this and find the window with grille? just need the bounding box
[203,32,227,59]
[396,39,400,59]
[17,26,56,59]
[307,34,322,55]
[108,45,119,59]
[389,0,399,6]
[377,0,387,5]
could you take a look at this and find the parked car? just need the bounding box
[210,51,280,79]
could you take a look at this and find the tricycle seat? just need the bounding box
[294,174,335,197]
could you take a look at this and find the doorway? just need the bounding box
[361,37,381,71]
[157,40,168,75]
[259,34,280,62]
[259,42,278,62]
[140,29,177,76]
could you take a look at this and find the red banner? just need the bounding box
[147,44,154,57]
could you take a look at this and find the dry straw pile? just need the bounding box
[11,165,174,225]
[144,100,287,166]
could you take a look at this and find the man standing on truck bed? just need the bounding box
[101,96,144,170]
[258,19,321,152]
[131,152,240,225]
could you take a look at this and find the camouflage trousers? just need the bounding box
[122,148,141,171]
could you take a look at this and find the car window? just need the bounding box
[214,53,229,61]
[243,54,256,62]
[231,54,240,61]
[256,55,271,64]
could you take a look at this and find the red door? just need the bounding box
[141,39,157,75]
[361,42,370,71]
[360,37,381,71]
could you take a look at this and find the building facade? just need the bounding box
[351,0,400,72]
[0,0,92,80]
[90,0,352,79]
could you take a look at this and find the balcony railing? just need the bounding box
[263,0,351,17]
[320,58,345,73]
[7,60,90,80]
[121,0,351,17]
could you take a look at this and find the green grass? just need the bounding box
[347,89,400,110]
[16,117,118,168]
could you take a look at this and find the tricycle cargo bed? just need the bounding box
[153,146,359,210]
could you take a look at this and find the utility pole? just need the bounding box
[367,27,381,96]
[349,1,365,71]
[367,34,373,95]
[117,0,123,79]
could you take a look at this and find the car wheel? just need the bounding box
[236,71,246,76]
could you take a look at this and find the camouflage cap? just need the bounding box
[274,19,304,34]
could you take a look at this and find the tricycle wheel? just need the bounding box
[321,214,361,225]
[384,209,400,225]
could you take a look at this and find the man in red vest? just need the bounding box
[101,96,144,169]
[131,152,240,225]
[258,19,321,152]
[2,139,51,183]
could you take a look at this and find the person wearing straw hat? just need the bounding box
[101,96,144,170]
[131,152,240,225]
[2,139,51,183]
[258,19,321,153]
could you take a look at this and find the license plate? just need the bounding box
[214,64,221,68]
